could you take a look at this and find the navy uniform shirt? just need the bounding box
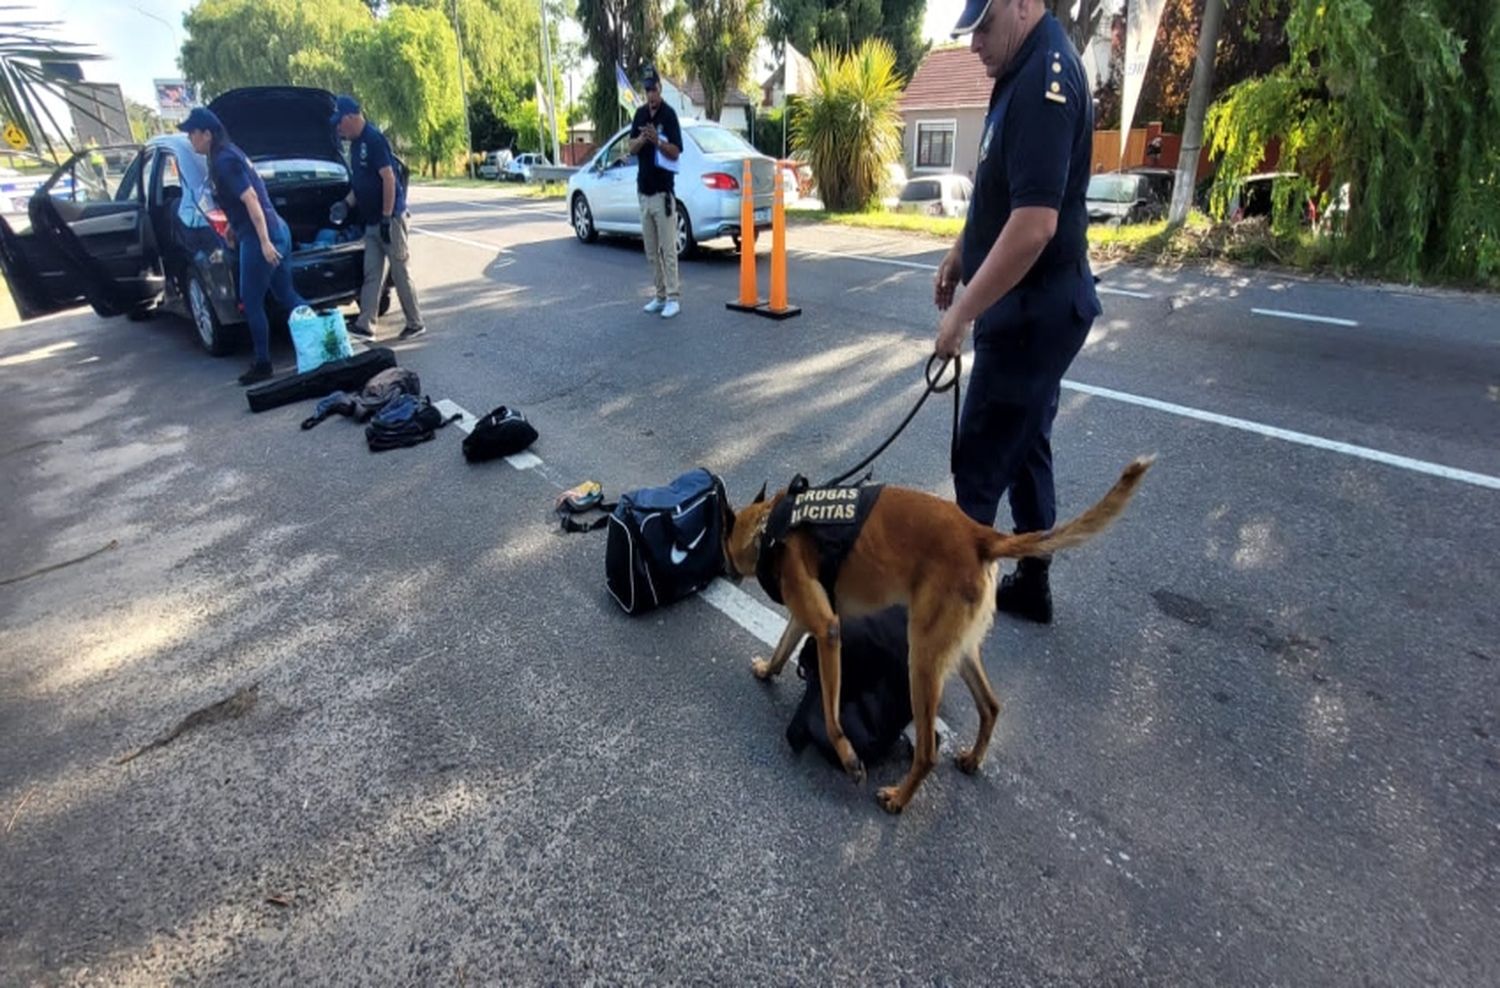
[349,121,405,218]
[210,143,278,241]
[630,101,683,196]
[962,13,1097,327]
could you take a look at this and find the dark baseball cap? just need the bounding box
[951,0,992,36]
[329,94,362,127]
[639,65,660,91]
[176,106,223,134]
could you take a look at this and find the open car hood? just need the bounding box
[208,87,342,163]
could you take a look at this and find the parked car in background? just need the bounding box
[567,117,775,258]
[893,174,973,218]
[1226,171,1317,225]
[1086,171,1167,225]
[879,162,908,209]
[0,86,387,355]
[506,152,549,182]
[478,149,513,180]
[1127,166,1176,209]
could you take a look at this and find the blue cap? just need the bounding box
[951,0,992,36]
[329,94,361,127]
[639,65,660,90]
[176,106,223,134]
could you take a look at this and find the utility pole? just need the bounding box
[450,0,476,178]
[538,0,562,165]
[1169,0,1226,227]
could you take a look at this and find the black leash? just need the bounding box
[821,353,961,488]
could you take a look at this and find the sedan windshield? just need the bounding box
[1086,174,1140,203]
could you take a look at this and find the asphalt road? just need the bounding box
[1,185,1497,986]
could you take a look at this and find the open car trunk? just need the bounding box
[266,176,362,251]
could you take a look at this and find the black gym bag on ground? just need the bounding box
[605,468,727,615]
[462,406,538,462]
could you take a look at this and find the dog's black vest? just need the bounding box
[756,476,884,606]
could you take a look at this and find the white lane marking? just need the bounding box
[432,399,542,470]
[507,451,544,470]
[791,247,1155,297]
[417,223,1491,489]
[1061,380,1500,490]
[433,399,478,433]
[411,227,504,252]
[1251,307,1359,327]
[699,578,787,648]
[407,192,568,219]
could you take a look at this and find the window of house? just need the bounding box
[915,121,956,170]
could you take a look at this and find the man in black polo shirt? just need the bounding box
[626,65,683,318]
[933,0,1103,624]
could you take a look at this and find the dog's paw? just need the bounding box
[875,786,905,814]
[844,756,866,786]
[956,748,984,775]
[750,657,775,681]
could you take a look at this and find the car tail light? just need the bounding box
[701,172,739,191]
[206,207,230,241]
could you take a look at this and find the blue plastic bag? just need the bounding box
[288,306,353,373]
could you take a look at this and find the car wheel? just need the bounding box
[572,194,598,243]
[674,201,696,259]
[187,273,234,356]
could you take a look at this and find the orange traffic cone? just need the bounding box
[725,160,764,313]
[758,166,801,320]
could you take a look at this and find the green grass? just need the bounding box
[788,207,965,239]
[515,181,568,200]
[409,176,503,189]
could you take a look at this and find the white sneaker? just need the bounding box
[642,298,666,314]
[660,300,680,319]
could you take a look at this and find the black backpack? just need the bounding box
[605,468,727,615]
[365,394,458,451]
[786,606,914,767]
[462,406,538,462]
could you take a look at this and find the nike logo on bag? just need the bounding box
[669,530,707,565]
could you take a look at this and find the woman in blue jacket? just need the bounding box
[179,107,306,385]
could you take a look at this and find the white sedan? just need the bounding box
[567,118,777,257]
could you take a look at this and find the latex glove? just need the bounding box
[329,200,349,225]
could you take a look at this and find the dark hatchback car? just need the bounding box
[0,86,388,355]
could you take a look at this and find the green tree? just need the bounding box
[791,38,902,211]
[681,0,764,121]
[179,0,373,98]
[126,99,163,142]
[1206,0,1499,284]
[576,0,671,139]
[767,0,926,80]
[348,4,466,175]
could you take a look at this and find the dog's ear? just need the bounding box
[753,482,767,504]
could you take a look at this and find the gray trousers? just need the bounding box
[357,213,424,332]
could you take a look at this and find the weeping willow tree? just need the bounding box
[0,18,104,160]
[1206,0,1500,284]
[791,39,903,212]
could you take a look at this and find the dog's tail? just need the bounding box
[981,455,1155,562]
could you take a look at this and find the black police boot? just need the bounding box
[237,361,274,386]
[996,556,1052,624]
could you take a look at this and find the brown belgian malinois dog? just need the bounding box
[723,456,1154,813]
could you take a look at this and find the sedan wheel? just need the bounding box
[572,194,598,243]
[674,202,696,259]
[188,274,233,356]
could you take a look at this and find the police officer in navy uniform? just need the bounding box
[934,0,1102,624]
[331,95,426,341]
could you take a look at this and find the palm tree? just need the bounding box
[0,12,105,160]
[791,39,904,212]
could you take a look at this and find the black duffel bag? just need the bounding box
[606,467,727,615]
[246,347,396,413]
[786,606,913,767]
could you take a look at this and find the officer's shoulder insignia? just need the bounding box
[1044,51,1068,104]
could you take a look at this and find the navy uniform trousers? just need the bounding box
[953,260,1098,533]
